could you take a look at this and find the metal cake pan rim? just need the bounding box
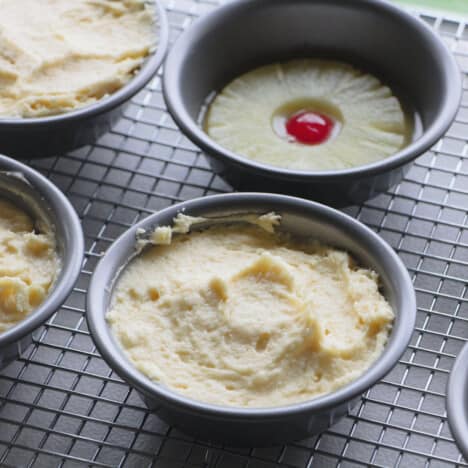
[447,342,468,460]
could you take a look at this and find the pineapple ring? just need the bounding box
[205,59,410,171]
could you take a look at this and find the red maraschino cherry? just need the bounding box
[285,111,334,145]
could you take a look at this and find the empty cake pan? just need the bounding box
[163,0,461,205]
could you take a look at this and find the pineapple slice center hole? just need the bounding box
[272,98,343,145]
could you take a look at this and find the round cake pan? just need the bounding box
[163,0,461,205]
[87,193,416,446]
[0,154,84,368]
[0,0,169,159]
[447,342,468,460]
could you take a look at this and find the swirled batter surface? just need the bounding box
[0,199,59,332]
[108,218,394,408]
[0,0,155,117]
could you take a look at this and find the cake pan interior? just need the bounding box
[176,0,454,137]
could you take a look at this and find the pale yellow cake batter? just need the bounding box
[0,199,59,332]
[0,0,155,118]
[108,214,394,408]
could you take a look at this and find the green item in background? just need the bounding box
[395,0,468,15]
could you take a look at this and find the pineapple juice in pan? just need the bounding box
[202,59,417,171]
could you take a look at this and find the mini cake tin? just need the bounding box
[87,193,416,446]
[0,154,84,368]
[0,0,169,159]
[163,0,461,205]
[447,342,468,460]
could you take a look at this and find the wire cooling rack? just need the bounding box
[0,1,467,467]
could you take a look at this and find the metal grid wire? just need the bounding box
[0,1,466,467]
